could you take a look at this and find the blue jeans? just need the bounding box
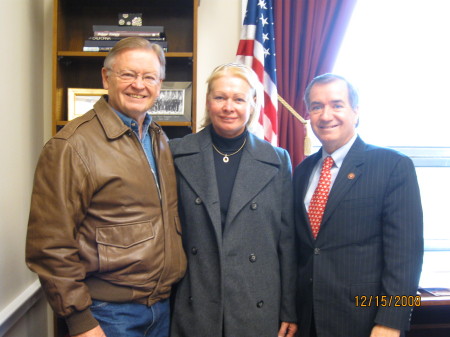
[90,299,169,337]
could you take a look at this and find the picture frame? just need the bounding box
[149,81,192,122]
[68,88,107,120]
[67,82,192,122]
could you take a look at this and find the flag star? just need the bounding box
[259,14,269,26]
[263,48,270,57]
[258,0,267,9]
[262,33,269,42]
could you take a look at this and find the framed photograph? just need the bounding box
[68,88,107,120]
[149,81,192,122]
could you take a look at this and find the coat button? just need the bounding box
[314,248,320,255]
[191,247,198,255]
[256,301,264,308]
[249,254,257,263]
[250,202,257,210]
[126,131,132,137]
[188,296,193,303]
[195,197,202,205]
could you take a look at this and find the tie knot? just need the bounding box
[323,156,334,170]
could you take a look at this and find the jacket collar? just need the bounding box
[94,95,133,140]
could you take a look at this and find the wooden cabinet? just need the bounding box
[406,293,450,337]
[52,0,197,138]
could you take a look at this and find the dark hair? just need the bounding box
[103,37,166,80]
[304,73,359,111]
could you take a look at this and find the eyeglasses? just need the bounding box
[108,69,160,86]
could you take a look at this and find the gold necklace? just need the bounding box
[212,138,247,163]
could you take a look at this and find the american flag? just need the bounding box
[236,0,278,146]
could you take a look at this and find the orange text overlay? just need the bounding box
[355,295,421,307]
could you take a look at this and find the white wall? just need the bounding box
[196,0,242,130]
[0,0,240,335]
[0,0,53,335]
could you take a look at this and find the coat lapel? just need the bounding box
[224,133,280,228]
[171,128,222,236]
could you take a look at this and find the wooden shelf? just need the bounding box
[52,0,198,136]
[57,51,194,58]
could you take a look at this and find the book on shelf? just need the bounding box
[94,31,164,37]
[93,25,164,38]
[87,34,166,42]
[84,39,168,49]
[83,46,168,52]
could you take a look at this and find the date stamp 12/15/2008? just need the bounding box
[355,295,421,307]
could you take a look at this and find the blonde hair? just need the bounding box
[103,37,166,80]
[202,63,263,131]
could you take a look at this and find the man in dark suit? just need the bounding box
[293,73,423,337]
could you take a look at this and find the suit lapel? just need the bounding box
[320,137,365,230]
[224,133,280,228]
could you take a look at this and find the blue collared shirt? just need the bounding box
[304,133,358,210]
[114,109,159,183]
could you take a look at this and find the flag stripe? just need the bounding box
[236,0,278,146]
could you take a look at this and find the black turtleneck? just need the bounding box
[210,127,248,230]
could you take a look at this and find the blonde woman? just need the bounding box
[170,63,297,337]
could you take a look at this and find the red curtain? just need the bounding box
[274,0,357,168]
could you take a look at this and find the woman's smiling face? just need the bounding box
[206,74,254,138]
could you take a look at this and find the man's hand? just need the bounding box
[370,324,400,337]
[73,325,107,337]
[278,321,298,337]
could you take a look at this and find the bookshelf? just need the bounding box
[52,0,198,138]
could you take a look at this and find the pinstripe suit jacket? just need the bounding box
[293,136,423,337]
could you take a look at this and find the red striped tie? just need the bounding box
[308,156,334,239]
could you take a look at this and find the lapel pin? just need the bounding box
[347,172,356,180]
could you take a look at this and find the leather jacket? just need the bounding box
[26,96,186,335]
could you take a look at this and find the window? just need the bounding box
[312,0,450,287]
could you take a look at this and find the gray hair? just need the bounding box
[103,37,166,80]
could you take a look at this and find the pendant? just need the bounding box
[223,155,229,163]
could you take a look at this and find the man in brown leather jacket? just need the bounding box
[26,37,186,337]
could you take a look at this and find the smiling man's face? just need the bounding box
[308,79,359,154]
[102,48,162,121]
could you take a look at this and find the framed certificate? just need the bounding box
[67,88,107,120]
